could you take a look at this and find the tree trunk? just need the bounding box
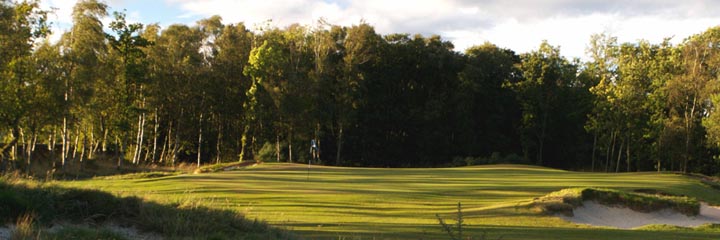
[101,117,108,152]
[133,114,142,164]
[151,109,159,163]
[49,127,56,168]
[117,136,125,170]
[173,120,180,166]
[615,138,624,173]
[79,133,86,168]
[216,121,222,164]
[61,116,68,168]
[26,131,35,176]
[656,133,662,172]
[137,112,146,164]
[537,109,549,166]
[239,125,249,162]
[275,133,280,162]
[132,115,141,164]
[72,128,80,162]
[316,123,321,162]
[336,126,343,166]
[591,131,597,172]
[684,93,697,173]
[606,131,615,172]
[626,138,631,172]
[197,113,203,168]
[159,128,168,164]
[88,125,94,160]
[0,121,20,172]
[288,127,293,163]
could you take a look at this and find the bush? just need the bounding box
[502,153,528,164]
[452,153,530,166]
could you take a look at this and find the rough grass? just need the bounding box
[11,213,38,240]
[0,177,294,239]
[51,163,720,239]
[93,171,180,180]
[193,161,260,174]
[45,226,129,240]
[533,188,701,216]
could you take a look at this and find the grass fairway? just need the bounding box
[58,163,720,239]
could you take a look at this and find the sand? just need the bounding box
[0,226,9,240]
[559,201,720,229]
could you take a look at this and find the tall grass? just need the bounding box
[0,178,295,239]
[436,202,503,240]
[11,213,39,240]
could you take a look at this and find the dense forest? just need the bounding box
[2,0,720,175]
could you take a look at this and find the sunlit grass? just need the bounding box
[57,163,720,239]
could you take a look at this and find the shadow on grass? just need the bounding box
[0,179,296,239]
[289,222,720,240]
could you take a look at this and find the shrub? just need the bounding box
[452,153,530,166]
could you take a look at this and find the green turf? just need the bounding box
[56,163,720,239]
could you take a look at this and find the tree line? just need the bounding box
[2,0,720,175]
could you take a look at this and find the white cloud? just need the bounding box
[166,0,720,58]
[40,0,77,42]
[39,0,720,59]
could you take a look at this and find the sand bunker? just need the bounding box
[559,201,720,229]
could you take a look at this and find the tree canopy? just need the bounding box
[1,1,720,175]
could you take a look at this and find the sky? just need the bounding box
[39,0,720,59]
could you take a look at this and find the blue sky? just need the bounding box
[40,0,720,59]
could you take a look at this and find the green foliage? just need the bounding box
[3,0,720,176]
[704,94,720,149]
[256,141,285,162]
[453,153,529,166]
[511,41,587,166]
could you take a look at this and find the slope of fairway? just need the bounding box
[58,163,720,239]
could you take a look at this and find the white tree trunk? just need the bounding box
[61,116,68,168]
[152,109,159,163]
[197,113,203,167]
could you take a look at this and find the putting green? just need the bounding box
[59,163,720,239]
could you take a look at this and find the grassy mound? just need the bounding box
[0,178,294,239]
[534,188,700,216]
